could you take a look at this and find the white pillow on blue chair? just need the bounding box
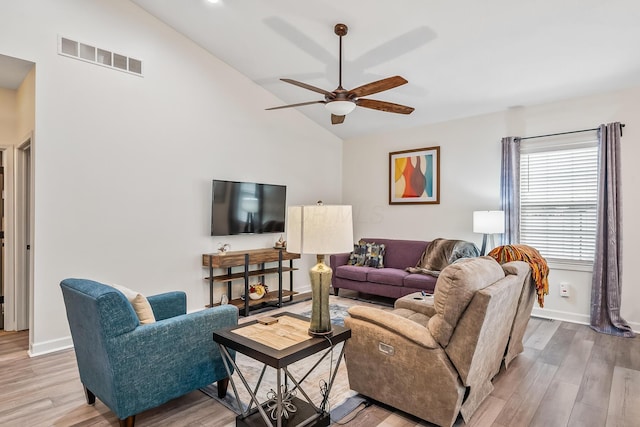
[109,283,156,324]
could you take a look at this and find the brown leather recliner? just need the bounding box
[344,256,530,427]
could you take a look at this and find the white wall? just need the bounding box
[0,88,18,145]
[344,86,640,331]
[0,0,343,355]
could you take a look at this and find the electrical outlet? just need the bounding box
[559,283,570,298]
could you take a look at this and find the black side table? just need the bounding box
[213,312,351,427]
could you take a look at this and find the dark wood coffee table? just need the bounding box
[213,312,351,427]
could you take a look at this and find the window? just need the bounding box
[520,136,598,264]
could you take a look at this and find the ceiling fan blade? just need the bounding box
[281,79,334,97]
[331,114,345,125]
[349,76,408,98]
[266,100,325,110]
[357,98,415,114]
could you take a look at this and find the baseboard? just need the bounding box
[531,307,590,325]
[532,308,640,333]
[628,320,640,333]
[29,336,73,357]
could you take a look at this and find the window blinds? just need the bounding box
[520,138,598,263]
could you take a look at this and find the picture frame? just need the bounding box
[389,146,440,205]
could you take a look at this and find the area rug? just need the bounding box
[298,303,351,327]
[201,342,357,421]
[201,301,359,422]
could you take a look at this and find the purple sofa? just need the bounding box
[329,238,437,299]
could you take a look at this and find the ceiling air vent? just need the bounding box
[58,36,143,77]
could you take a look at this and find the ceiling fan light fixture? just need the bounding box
[325,100,356,116]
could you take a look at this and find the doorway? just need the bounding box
[0,53,35,348]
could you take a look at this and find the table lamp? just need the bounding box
[287,202,353,337]
[473,210,505,255]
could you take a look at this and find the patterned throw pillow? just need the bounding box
[347,240,386,268]
[347,241,368,266]
[365,242,385,268]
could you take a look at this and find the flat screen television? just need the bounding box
[211,180,287,236]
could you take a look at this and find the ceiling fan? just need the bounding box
[266,23,415,125]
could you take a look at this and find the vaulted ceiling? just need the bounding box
[4,1,640,140]
[130,1,640,140]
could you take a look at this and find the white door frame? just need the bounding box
[2,133,33,333]
[15,135,32,332]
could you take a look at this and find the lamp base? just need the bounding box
[307,255,333,337]
[480,234,497,256]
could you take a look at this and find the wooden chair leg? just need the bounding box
[119,415,135,427]
[217,377,230,398]
[84,386,96,405]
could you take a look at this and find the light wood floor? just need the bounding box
[1,308,639,426]
[341,317,640,427]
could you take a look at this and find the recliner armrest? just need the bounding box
[395,295,436,317]
[348,306,439,349]
[148,291,187,320]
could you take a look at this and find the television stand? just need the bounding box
[202,248,300,316]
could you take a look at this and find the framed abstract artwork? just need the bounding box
[389,146,440,205]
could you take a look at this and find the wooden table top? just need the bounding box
[213,312,351,369]
[203,248,300,268]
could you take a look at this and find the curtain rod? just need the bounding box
[519,123,626,141]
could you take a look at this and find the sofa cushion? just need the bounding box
[367,268,408,287]
[348,240,386,268]
[403,273,438,292]
[360,238,428,270]
[109,283,156,324]
[428,257,504,347]
[335,265,374,282]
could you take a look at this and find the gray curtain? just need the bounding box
[590,122,635,337]
[500,137,521,245]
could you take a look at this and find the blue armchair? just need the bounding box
[60,278,238,427]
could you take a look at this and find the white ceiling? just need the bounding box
[4,1,640,140]
[129,0,640,140]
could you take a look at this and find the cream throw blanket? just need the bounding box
[406,238,480,277]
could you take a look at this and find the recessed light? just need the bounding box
[206,0,221,4]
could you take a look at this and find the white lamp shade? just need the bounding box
[473,210,505,234]
[287,205,353,255]
[324,101,356,116]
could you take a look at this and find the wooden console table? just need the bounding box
[202,248,300,316]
